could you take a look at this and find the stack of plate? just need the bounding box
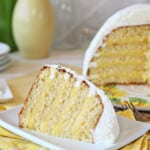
[0,42,11,71]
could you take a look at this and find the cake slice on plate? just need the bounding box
[19,65,120,143]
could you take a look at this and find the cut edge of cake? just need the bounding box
[83,4,150,78]
[19,64,120,144]
[86,24,150,85]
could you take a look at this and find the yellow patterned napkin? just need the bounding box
[0,69,149,149]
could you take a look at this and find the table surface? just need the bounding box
[0,49,85,80]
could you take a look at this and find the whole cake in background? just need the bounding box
[19,65,120,144]
[83,4,150,86]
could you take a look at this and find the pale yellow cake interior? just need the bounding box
[19,67,103,143]
[88,25,150,86]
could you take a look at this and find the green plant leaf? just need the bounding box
[110,98,121,104]
[129,97,147,103]
[0,0,17,51]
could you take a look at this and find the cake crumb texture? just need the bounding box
[19,66,104,143]
[88,25,150,86]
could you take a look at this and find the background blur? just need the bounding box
[0,0,149,52]
[51,0,150,50]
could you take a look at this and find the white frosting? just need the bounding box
[75,80,82,88]
[93,88,120,143]
[88,86,96,97]
[45,64,120,143]
[83,4,150,77]
[49,68,56,79]
[64,73,70,80]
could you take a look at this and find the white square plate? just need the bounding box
[0,105,150,150]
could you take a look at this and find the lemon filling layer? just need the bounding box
[88,25,150,85]
[20,68,103,143]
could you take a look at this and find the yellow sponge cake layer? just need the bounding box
[87,25,150,86]
[106,25,150,45]
[19,65,120,143]
[83,4,150,86]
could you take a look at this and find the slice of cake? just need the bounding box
[19,65,120,143]
[83,4,150,86]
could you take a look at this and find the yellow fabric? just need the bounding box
[0,136,47,150]
[117,109,136,120]
[0,70,149,150]
[0,105,6,111]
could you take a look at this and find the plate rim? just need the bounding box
[0,60,11,71]
[0,42,10,56]
[0,105,150,150]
